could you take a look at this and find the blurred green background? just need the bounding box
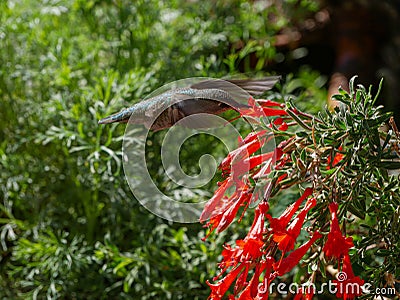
[1,0,399,299]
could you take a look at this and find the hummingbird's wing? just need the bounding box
[226,77,281,95]
[190,76,280,96]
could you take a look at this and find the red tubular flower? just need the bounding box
[207,263,246,300]
[234,263,250,295]
[239,97,287,118]
[267,188,313,233]
[268,117,290,131]
[273,231,322,276]
[272,197,317,252]
[255,257,275,300]
[294,286,315,300]
[202,214,224,241]
[225,202,268,265]
[322,202,354,259]
[261,107,288,116]
[278,122,288,131]
[219,244,236,269]
[208,202,270,299]
[238,130,269,146]
[256,99,285,107]
[217,202,269,271]
[220,137,265,177]
[238,97,263,117]
[216,191,252,233]
[235,238,264,260]
[240,262,263,299]
[200,178,234,223]
[253,138,292,180]
[247,202,269,239]
[327,146,345,169]
[252,147,285,180]
[244,152,275,171]
[236,257,275,300]
[202,181,252,237]
[333,254,364,300]
[230,151,275,183]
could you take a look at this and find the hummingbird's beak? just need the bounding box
[98,109,131,124]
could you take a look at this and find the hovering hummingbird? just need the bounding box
[98,77,280,131]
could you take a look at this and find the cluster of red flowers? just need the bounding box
[201,97,363,299]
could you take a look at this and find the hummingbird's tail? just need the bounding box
[98,108,131,124]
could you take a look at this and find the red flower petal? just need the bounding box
[216,192,252,233]
[272,198,317,252]
[278,122,288,131]
[200,178,234,222]
[333,254,364,299]
[252,147,284,179]
[273,231,322,276]
[236,238,264,260]
[234,263,250,295]
[327,146,345,169]
[255,257,275,300]
[268,188,313,233]
[247,202,269,240]
[294,286,315,300]
[237,257,275,300]
[322,202,354,259]
[239,97,288,118]
[262,107,288,116]
[207,264,246,299]
[220,137,265,176]
[256,99,284,107]
[242,152,274,172]
[240,130,269,146]
[273,117,284,125]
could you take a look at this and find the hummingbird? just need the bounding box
[98,77,280,131]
